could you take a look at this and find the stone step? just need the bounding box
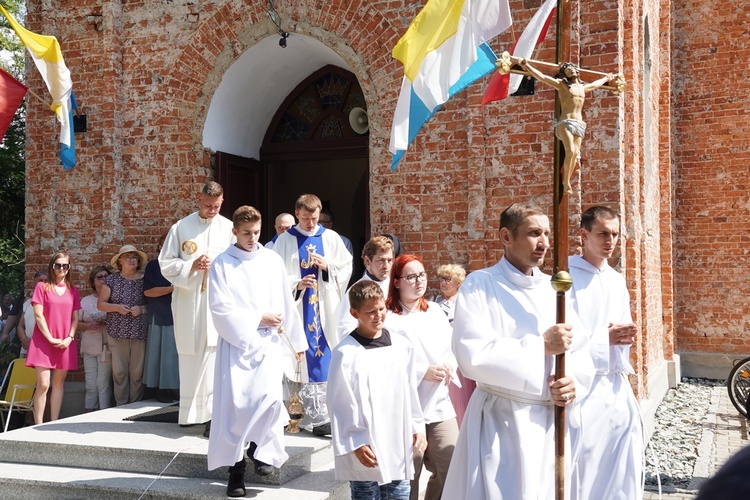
[0,400,339,487]
[0,460,350,499]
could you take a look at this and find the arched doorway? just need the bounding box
[202,37,369,279]
[260,65,369,278]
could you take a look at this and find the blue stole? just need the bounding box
[287,226,330,382]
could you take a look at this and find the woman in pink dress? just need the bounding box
[26,252,81,424]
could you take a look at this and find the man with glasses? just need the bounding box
[334,236,395,345]
[319,208,353,256]
[443,202,594,499]
[159,181,235,432]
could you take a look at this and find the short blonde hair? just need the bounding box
[437,264,466,284]
[202,181,223,197]
[232,205,261,229]
[295,194,322,213]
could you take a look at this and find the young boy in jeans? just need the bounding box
[327,280,427,499]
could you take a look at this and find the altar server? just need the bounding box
[207,205,306,497]
[569,205,643,499]
[443,202,595,499]
[328,280,426,499]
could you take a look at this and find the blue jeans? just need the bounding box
[350,479,410,500]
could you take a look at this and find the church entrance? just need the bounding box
[203,36,369,278]
[260,65,369,270]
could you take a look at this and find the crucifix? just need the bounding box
[496,52,625,194]
[495,2,625,499]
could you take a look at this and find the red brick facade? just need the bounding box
[22,0,749,396]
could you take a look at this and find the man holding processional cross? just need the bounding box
[442,202,595,499]
[443,6,624,500]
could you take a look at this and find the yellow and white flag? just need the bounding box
[0,5,75,168]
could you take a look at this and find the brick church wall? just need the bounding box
[672,0,750,356]
[21,0,746,393]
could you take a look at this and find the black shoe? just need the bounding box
[254,461,274,476]
[156,389,173,403]
[226,459,246,497]
[247,442,275,476]
[312,423,331,436]
[203,420,211,438]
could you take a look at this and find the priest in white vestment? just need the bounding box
[334,235,394,345]
[443,202,595,500]
[207,206,307,496]
[159,181,235,426]
[273,194,352,433]
[569,206,643,499]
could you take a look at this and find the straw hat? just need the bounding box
[111,244,148,269]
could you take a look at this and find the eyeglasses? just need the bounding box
[121,255,139,261]
[94,274,109,280]
[398,272,427,284]
[53,263,70,270]
[439,276,453,283]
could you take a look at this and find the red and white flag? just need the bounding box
[482,0,556,104]
[0,66,27,141]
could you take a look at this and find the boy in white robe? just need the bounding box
[569,206,643,499]
[328,280,426,500]
[207,205,307,498]
[443,202,595,500]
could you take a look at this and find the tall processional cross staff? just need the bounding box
[494,1,625,498]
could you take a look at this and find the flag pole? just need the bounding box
[552,0,573,498]
[24,87,48,107]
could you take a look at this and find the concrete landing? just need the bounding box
[0,400,348,499]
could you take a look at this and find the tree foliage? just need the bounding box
[0,0,26,296]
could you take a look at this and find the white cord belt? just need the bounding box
[596,369,626,376]
[478,383,554,406]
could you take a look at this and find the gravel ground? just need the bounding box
[644,377,725,491]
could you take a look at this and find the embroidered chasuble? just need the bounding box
[287,226,330,382]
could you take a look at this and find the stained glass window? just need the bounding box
[270,66,367,143]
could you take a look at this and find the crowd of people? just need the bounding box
[0,249,178,420]
[0,181,647,500]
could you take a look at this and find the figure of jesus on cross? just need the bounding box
[498,52,624,194]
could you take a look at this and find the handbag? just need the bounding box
[99,331,112,364]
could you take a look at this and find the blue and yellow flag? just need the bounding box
[389,0,512,169]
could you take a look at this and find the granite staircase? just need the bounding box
[0,400,348,499]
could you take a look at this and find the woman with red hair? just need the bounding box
[385,254,458,500]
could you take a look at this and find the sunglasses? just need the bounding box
[53,263,70,270]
